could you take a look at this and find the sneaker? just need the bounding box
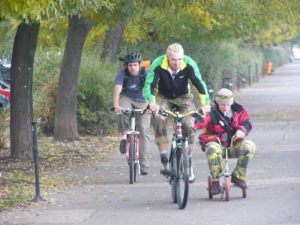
[140,165,149,175]
[188,165,196,183]
[119,139,126,154]
[211,181,221,195]
[160,163,172,177]
[160,153,172,177]
[231,175,247,189]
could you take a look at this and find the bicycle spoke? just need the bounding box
[175,147,189,209]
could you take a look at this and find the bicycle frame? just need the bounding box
[125,110,140,163]
[216,137,234,200]
[112,106,146,184]
[159,108,200,209]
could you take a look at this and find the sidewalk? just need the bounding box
[1,61,300,225]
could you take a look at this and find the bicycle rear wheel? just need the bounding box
[224,176,230,201]
[129,134,135,184]
[175,146,189,209]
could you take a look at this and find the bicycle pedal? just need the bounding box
[160,169,173,178]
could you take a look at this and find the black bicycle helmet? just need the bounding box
[124,52,142,63]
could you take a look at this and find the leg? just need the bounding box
[205,142,223,195]
[117,96,132,134]
[230,140,256,188]
[117,97,132,153]
[135,102,152,175]
[153,96,171,171]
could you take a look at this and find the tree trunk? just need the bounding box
[10,22,40,160]
[100,22,126,63]
[101,0,134,63]
[54,15,93,141]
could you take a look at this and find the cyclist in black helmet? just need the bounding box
[113,52,152,175]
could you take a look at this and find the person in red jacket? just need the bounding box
[195,88,256,195]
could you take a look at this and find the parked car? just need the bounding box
[0,62,11,84]
[0,80,10,108]
[0,93,9,108]
[0,80,10,100]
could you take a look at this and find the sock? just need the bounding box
[121,134,126,140]
[188,154,192,166]
[160,151,168,163]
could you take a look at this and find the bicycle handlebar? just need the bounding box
[111,106,147,115]
[158,108,205,118]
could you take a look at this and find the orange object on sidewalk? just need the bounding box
[265,61,272,75]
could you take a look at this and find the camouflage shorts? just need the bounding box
[153,94,196,145]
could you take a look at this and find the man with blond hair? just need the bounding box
[143,43,210,182]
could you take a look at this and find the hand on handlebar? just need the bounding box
[200,104,211,114]
[233,130,246,141]
[148,102,159,114]
[113,105,122,113]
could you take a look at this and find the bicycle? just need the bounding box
[158,106,201,209]
[112,106,147,184]
[207,137,247,201]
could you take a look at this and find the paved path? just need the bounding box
[1,62,300,225]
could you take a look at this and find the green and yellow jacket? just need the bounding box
[143,55,210,105]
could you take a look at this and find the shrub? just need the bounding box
[0,108,9,149]
[33,49,62,134]
[263,45,290,69]
[78,53,118,135]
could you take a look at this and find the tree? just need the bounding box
[101,23,127,63]
[0,0,113,158]
[0,0,50,160]
[10,22,40,159]
[100,0,134,63]
[53,0,114,141]
[54,15,93,141]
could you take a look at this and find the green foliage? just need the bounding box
[33,49,62,134]
[33,49,118,136]
[121,0,300,47]
[38,19,68,49]
[0,0,53,22]
[0,0,114,23]
[0,21,15,58]
[78,52,118,135]
[0,108,9,149]
[263,45,291,69]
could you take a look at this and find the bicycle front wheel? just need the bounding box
[170,148,177,203]
[129,134,135,184]
[175,146,189,209]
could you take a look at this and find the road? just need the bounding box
[1,61,300,225]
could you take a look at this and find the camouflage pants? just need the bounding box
[117,96,152,167]
[205,139,256,181]
[153,94,196,151]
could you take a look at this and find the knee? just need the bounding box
[240,140,256,158]
[189,127,195,137]
[205,142,222,158]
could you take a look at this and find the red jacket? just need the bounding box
[195,102,252,151]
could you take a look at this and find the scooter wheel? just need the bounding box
[207,176,213,199]
[224,176,230,201]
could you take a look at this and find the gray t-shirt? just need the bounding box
[115,69,147,102]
